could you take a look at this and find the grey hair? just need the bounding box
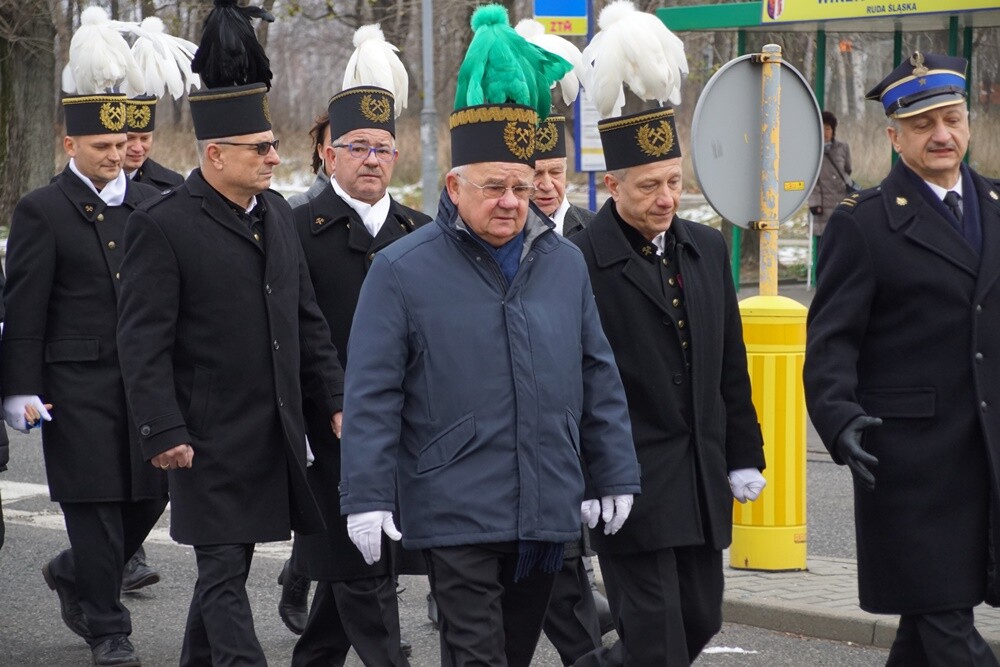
[608,168,630,182]
[196,136,236,165]
[448,165,467,178]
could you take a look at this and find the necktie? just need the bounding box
[944,190,963,225]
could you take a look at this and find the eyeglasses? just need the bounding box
[332,143,398,163]
[457,174,535,201]
[215,139,280,156]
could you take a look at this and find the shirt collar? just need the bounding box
[549,197,572,236]
[331,175,391,237]
[69,159,127,207]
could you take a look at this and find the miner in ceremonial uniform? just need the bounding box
[571,4,766,665]
[338,6,639,666]
[287,24,428,666]
[530,114,614,665]
[532,115,593,239]
[1,90,166,666]
[123,95,184,190]
[115,2,344,664]
[805,52,1000,666]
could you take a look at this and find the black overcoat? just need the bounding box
[1,167,166,502]
[131,158,183,190]
[804,160,1000,614]
[291,185,429,580]
[572,201,764,555]
[563,204,594,238]
[116,169,344,545]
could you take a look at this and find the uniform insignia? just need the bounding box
[991,191,999,201]
[84,204,95,212]
[636,120,675,158]
[98,101,126,131]
[641,245,653,256]
[126,104,152,130]
[896,197,908,206]
[535,121,559,154]
[314,217,324,226]
[503,120,535,161]
[360,94,391,123]
[909,51,928,77]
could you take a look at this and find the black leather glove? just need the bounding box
[835,415,882,491]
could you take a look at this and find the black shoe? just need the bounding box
[277,559,309,635]
[593,588,615,635]
[426,592,439,629]
[122,546,160,593]
[91,635,141,667]
[400,637,412,657]
[42,560,91,642]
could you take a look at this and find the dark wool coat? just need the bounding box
[563,204,595,238]
[805,160,1000,614]
[131,157,184,190]
[572,201,765,555]
[1,167,166,502]
[339,190,640,550]
[808,139,853,236]
[291,184,430,581]
[116,169,344,546]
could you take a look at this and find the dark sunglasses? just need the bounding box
[215,139,280,156]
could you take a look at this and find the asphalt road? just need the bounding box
[0,424,888,666]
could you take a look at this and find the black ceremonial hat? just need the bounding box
[328,86,395,139]
[63,94,128,136]
[450,104,539,167]
[865,51,968,119]
[189,0,274,140]
[534,114,567,161]
[190,84,271,140]
[126,95,157,132]
[598,107,681,171]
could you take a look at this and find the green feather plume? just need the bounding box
[454,4,572,120]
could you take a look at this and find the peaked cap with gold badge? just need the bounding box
[865,51,968,119]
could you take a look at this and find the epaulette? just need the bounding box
[834,187,881,214]
[137,187,177,211]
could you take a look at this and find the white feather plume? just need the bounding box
[123,16,201,100]
[66,6,146,94]
[514,19,583,107]
[341,24,409,118]
[581,0,689,118]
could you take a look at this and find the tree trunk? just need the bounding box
[0,1,57,228]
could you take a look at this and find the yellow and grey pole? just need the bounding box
[731,44,809,571]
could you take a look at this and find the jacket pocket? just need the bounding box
[44,338,99,363]
[187,365,214,436]
[417,413,476,474]
[566,409,581,458]
[859,387,935,418]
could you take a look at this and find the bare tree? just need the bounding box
[0,0,56,225]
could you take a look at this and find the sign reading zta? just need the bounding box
[534,0,587,36]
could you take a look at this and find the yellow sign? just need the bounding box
[537,17,587,35]
[762,0,996,23]
[783,181,805,191]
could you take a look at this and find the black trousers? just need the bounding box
[425,543,557,667]
[180,543,266,667]
[886,610,1000,667]
[55,498,166,644]
[543,555,602,665]
[574,545,723,667]
[291,574,409,667]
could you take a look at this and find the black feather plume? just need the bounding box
[191,0,274,90]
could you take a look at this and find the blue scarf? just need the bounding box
[471,225,526,286]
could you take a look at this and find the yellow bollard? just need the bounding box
[731,294,808,571]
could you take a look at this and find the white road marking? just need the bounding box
[0,479,293,558]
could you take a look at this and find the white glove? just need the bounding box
[4,395,51,433]
[600,494,634,535]
[581,499,601,529]
[346,510,402,565]
[729,468,767,503]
